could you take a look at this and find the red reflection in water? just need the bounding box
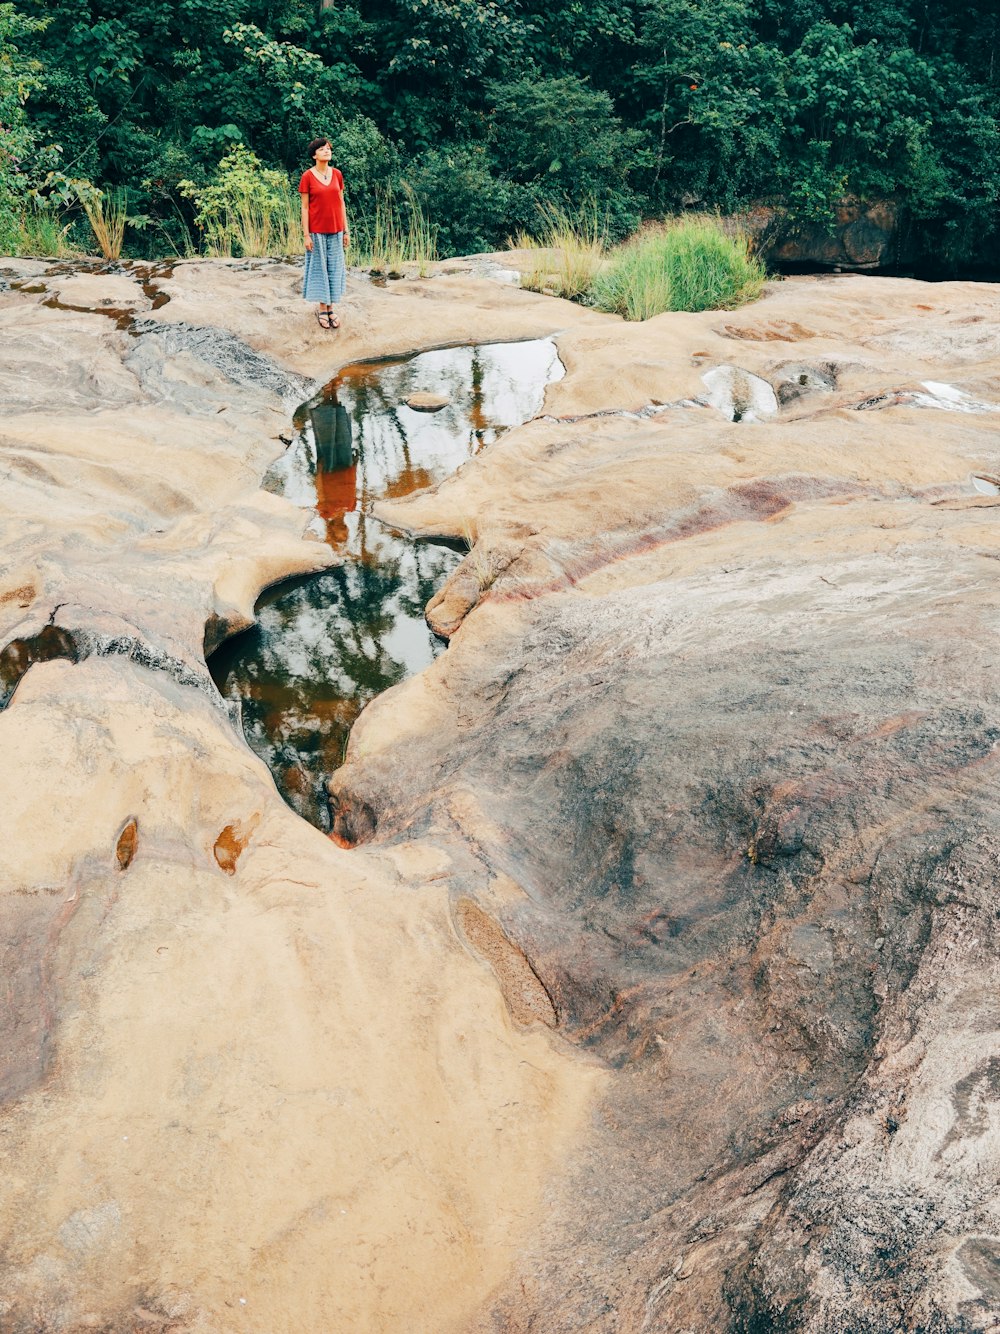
[309,395,357,546]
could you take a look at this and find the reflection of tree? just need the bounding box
[469,347,488,442]
[396,542,457,620]
[215,339,559,828]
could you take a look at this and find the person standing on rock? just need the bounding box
[300,137,350,330]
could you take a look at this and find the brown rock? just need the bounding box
[0,258,604,1333]
[405,391,450,411]
[6,257,1000,1333]
[115,817,138,870]
[741,197,912,271]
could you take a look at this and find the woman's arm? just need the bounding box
[301,193,312,251]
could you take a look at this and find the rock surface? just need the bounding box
[339,273,1000,1331]
[4,256,1000,1332]
[742,197,914,271]
[0,258,605,1332]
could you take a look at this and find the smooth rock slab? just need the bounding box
[7,260,1000,1332]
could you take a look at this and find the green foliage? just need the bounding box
[0,1,43,252]
[588,216,764,318]
[406,145,518,256]
[16,196,76,256]
[775,24,1000,246]
[326,116,401,221]
[486,74,641,209]
[3,0,999,265]
[179,144,297,257]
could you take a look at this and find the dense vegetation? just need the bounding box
[1,0,998,265]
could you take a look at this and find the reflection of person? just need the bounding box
[300,136,350,331]
[310,396,356,544]
[310,399,353,471]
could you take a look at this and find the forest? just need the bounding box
[1,0,998,266]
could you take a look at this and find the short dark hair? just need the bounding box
[306,137,331,160]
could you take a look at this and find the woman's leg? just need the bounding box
[304,235,336,326]
[325,233,346,327]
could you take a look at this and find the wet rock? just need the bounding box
[327,784,378,847]
[701,365,778,421]
[129,318,314,410]
[0,626,80,710]
[405,391,450,411]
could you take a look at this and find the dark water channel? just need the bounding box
[209,338,564,829]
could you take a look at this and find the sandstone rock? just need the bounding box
[406,390,450,411]
[0,258,604,1333]
[6,258,1000,1332]
[769,358,840,405]
[352,274,1000,1330]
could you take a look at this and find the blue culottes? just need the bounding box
[303,231,346,304]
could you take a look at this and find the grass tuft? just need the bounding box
[460,518,496,592]
[17,201,77,258]
[589,216,765,319]
[351,185,437,275]
[78,186,128,260]
[515,202,606,300]
[202,186,300,258]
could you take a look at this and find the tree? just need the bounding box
[0,2,44,250]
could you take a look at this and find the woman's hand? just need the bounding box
[304,235,313,252]
[343,230,350,252]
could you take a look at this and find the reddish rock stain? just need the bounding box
[115,817,139,871]
[213,814,261,875]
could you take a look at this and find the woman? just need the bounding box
[300,137,350,330]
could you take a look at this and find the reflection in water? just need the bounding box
[210,338,564,829]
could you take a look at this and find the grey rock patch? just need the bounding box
[769,360,839,405]
[129,319,314,410]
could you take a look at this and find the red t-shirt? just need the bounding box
[299,168,346,234]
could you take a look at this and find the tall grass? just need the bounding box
[589,216,765,319]
[351,185,437,274]
[78,186,128,260]
[201,185,301,258]
[516,203,606,300]
[17,201,77,258]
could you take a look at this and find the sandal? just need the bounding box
[316,310,332,329]
[328,314,341,329]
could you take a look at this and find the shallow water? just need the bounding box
[210,338,564,828]
[701,365,778,422]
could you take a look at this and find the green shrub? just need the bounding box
[178,144,298,258]
[0,2,44,255]
[326,117,401,222]
[16,197,75,257]
[588,217,765,320]
[406,145,517,256]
